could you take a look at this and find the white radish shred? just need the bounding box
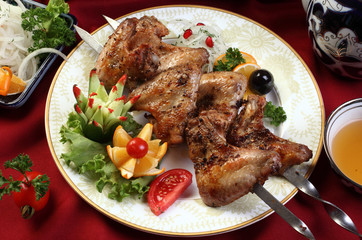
[170,20,227,72]
[0,1,34,77]
[0,1,67,85]
[13,0,26,11]
[18,48,67,81]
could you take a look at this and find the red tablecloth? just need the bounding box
[1,0,361,239]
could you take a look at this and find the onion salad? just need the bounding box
[0,0,67,85]
[170,20,227,73]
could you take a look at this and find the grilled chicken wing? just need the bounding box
[95,16,168,89]
[96,16,209,144]
[185,72,281,207]
[95,16,208,90]
[127,64,203,145]
[186,113,281,207]
[195,71,247,133]
[227,95,313,174]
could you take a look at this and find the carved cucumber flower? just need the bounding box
[72,69,140,142]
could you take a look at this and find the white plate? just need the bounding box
[45,5,324,237]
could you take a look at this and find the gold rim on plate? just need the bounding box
[45,5,324,237]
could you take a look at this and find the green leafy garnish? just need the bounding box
[60,111,150,202]
[30,175,50,201]
[0,173,21,200]
[214,47,245,71]
[21,0,76,55]
[264,101,287,127]
[0,154,50,201]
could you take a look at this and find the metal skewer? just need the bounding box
[283,168,362,237]
[253,183,315,240]
[77,16,316,238]
[76,16,359,239]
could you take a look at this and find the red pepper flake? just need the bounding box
[108,108,114,113]
[183,29,192,39]
[205,36,214,48]
[112,85,117,93]
[116,95,126,102]
[119,116,127,121]
[196,23,205,26]
[75,104,82,113]
[89,92,97,97]
[118,74,127,85]
[90,68,97,76]
[73,85,81,98]
[88,98,94,108]
[130,94,141,104]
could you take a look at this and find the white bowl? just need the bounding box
[324,98,362,194]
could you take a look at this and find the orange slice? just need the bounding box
[107,123,168,179]
[113,125,132,147]
[8,74,26,95]
[137,123,153,141]
[233,63,261,80]
[214,51,257,67]
[233,63,261,100]
[107,146,129,168]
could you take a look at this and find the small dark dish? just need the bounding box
[324,98,362,194]
[0,0,77,109]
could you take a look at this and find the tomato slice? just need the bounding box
[147,168,192,216]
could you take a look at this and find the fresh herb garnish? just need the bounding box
[214,47,245,71]
[21,0,76,55]
[0,154,50,201]
[264,101,287,127]
[60,111,150,202]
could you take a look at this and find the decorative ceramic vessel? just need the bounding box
[303,0,362,80]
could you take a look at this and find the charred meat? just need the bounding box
[95,16,208,90]
[185,72,281,207]
[227,95,313,174]
[127,64,203,145]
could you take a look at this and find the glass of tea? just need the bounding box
[324,98,362,194]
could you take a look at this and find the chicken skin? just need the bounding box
[127,64,203,145]
[185,72,281,207]
[95,16,208,90]
[227,95,313,174]
[95,16,168,89]
[94,15,313,208]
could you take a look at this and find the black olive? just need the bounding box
[248,69,274,95]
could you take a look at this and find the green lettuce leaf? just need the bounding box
[60,111,150,202]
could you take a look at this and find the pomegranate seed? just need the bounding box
[205,36,214,48]
[196,23,205,26]
[183,29,192,39]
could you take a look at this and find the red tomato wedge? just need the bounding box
[147,168,192,216]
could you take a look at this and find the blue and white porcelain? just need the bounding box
[303,0,362,80]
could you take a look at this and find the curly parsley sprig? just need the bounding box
[21,0,76,55]
[264,101,287,127]
[214,47,245,71]
[0,154,50,201]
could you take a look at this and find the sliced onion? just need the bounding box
[18,48,68,82]
[13,0,26,11]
